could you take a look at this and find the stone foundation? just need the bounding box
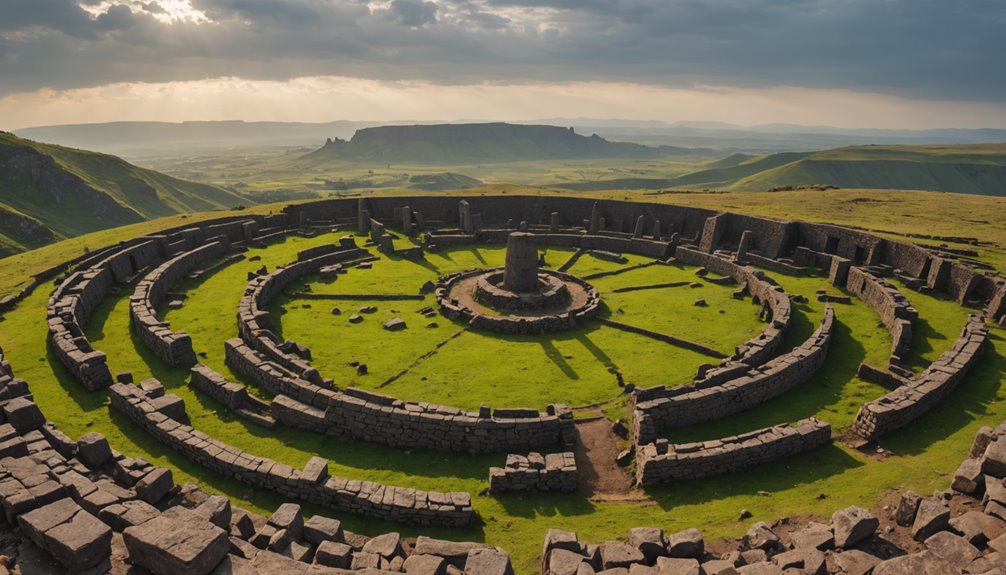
[852,314,988,440]
[631,305,833,443]
[109,383,473,527]
[130,239,230,366]
[636,418,832,484]
[489,452,577,493]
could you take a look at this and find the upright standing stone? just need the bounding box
[357,199,368,234]
[589,203,601,234]
[414,212,425,231]
[598,217,605,232]
[633,215,645,238]
[401,206,413,236]
[519,220,528,232]
[503,233,540,293]
[460,200,473,234]
[550,212,560,233]
[652,220,662,240]
[736,230,753,262]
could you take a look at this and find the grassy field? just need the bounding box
[0,189,1004,573]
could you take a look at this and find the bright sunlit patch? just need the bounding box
[77,0,209,24]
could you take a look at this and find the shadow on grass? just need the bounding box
[645,443,864,511]
[386,251,442,275]
[882,331,1006,457]
[493,490,597,519]
[540,340,578,380]
[666,314,868,444]
[902,315,945,372]
[469,248,488,266]
[574,332,617,370]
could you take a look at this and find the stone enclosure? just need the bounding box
[0,194,1000,573]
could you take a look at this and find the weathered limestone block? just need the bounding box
[627,528,666,563]
[743,522,780,551]
[76,431,112,468]
[952,458,984,495]
[3,397,45,433]
[123,507,230,575]
[18,497,112,570]
[466,547,514,575]
[832,506,879,548]
[911,497,950,541]
[871,550,962,575]
[135,467,174,504]
[303,515,343,545]
[666,528,703,559]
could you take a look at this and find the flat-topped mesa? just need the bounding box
[502,232,540,293]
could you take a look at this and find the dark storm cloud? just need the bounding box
[384,0,439,27]
[0,0,1003,101]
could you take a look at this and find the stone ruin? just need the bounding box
[0,194,1001,573]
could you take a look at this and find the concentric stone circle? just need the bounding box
[435,267,601,334]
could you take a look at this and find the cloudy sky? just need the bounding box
[2,0,1005,130]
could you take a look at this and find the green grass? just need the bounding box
[1,192,1005,573]
[558,144,1006,196]
[262,242,746,408]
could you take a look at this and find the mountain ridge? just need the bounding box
[0,132,252,256]
[303,122,707,164]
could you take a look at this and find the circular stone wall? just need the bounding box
[436,267,601,334]
[474,270,569,311]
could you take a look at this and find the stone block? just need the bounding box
[911,497,950,541]
[268,503,304,541]
[3,398,45,433]
[315,540,353,568]
[362,532,403,559]
[18,497,112,570]
[465,547,514,575]
[123,507,230,575]
[403,553,446,575]
[303,514,343,545]
[666,528,703,559]
[832,506,879,548]
[135,467,173,504]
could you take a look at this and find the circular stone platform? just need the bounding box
[435,232,601,334]
[436,268,601,334]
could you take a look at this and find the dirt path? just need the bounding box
[572,416,636,497]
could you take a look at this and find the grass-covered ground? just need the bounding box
[0,192,1003,574]
[262,242,757,409]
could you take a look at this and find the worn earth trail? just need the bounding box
[572,414,638,498]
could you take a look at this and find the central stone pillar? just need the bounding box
[502,232,539,293]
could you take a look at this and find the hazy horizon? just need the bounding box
[2,1,1005,132]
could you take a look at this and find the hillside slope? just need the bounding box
[303,123,706,164]
[559,144,1006,195]
[730,145,1006,194]
[0,132,251,256]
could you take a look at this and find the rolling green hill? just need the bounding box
[560,144,1006,195]
[0,132,252,256]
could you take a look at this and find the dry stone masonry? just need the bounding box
[852,313,988,440]
[636,417,832,484]
[1,194,1002,573]
[843,265,918,366]
[108,382,474,527]
[632,305,835,443]
[130,239,231,366]
[225,337,577,453]
[488,452,578,493]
